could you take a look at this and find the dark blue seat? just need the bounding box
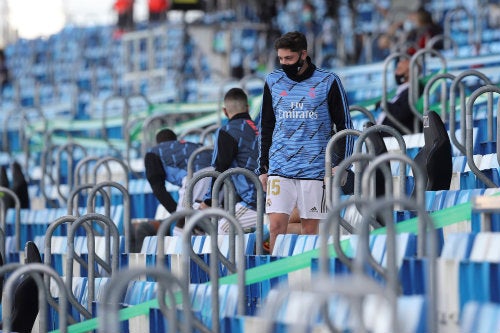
[413,111,452,191]
[0,241,41,333]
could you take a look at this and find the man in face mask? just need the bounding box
[376,57,423,135]
[257,31,354,253]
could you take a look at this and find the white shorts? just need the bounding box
[176,167,214,211]
[265,176,327,219]
[218,202,257,234]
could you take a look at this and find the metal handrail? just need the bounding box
[349,104,376,124]
[100,94,127,143]
[67,184,111,218]
[55,142,88,203]
[443,6,476,51]
[325,128,360,209]
[39,142,59,208]
[66,213,120,313]
[320,190,377,273]
[141,112,174,156]
[409,48,447,127]
[156,210,199,265]
[184,169,220,207]
[449,69,493,156]
[186,145,214,181]
[86,181,131,253]
[178,127,203,141]
[43,215,93,320]
[124,116,145,172]
[98,266,195,333]
[155,209,217,333]
[355,124,407,198]
[73,156,100,187]
[354,197,438,333]
[123,93,153,170]
[465,85,500,188]
[20,106,49,173]
[426,34,459,56]
[361,153,426,254]
[239,74,265,97]
[182,208,247,333]
[199,124,219,145]
[325,126,403,209]
[211,167,265,255]
[92,156,130,190]
[423,72,456,123]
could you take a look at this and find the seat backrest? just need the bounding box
[413,110,452,191]
[25,241,42,263]
[8,242,42,332]
[363,122,390,198]
[0,165,13,211]
[11,161,30,209]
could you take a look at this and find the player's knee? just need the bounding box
[301,220,319,234]
[269,220,288,235]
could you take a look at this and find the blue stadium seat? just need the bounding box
[461,301,500,333]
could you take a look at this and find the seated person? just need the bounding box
[376,57,422,135]
[132,128,212,251]
[199,88,259,234]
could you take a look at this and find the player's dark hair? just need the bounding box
[274,31,307,52]
[156,128,177,143]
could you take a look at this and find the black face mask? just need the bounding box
[395,73,406,85]
[282,55,305,77]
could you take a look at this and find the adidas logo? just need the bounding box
[309,206,318,213]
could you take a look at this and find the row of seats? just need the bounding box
[0,176,496,330]
[73,231,497,332]
[13,195,498,330]
[3,205,124,248]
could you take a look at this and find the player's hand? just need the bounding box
[259,173,268,192]
[199,202,210,210]
[332,166,348,186]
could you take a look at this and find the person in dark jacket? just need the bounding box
[377,57,422,135]
[145,128,212,214]
[133,128,212,251]
[257,31,354,253]
[199,87,260,234]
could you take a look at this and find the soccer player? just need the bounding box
[257,31,354,252]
